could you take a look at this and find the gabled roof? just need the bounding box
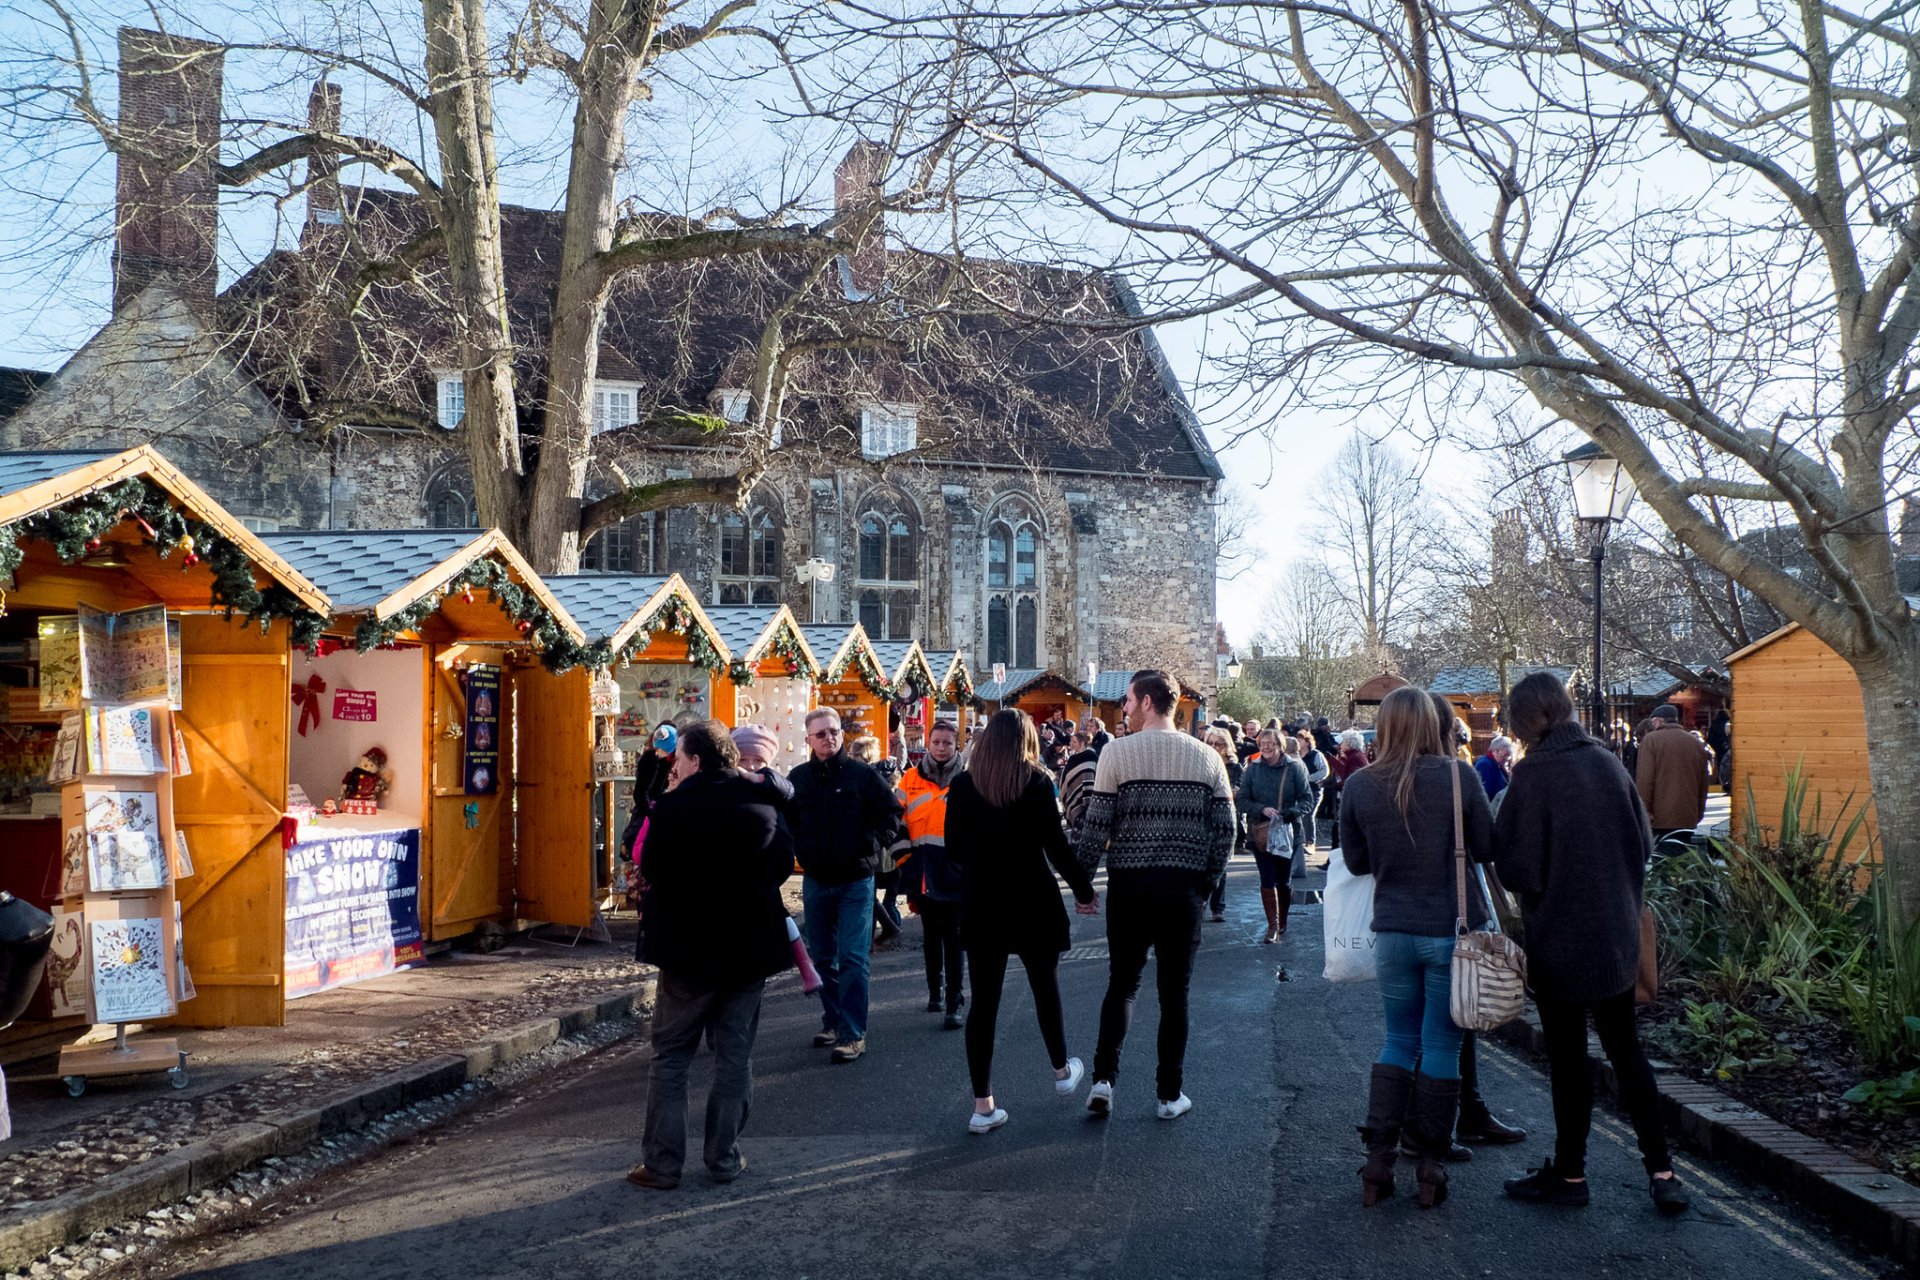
[921,649,974,702]
[706,604,818,676]
[1090,670,1133,703]
[265,528,582,642]
[976,669,1092,704]
[541,573,724,658]
[869,640,938,695]
[0,445,328,612]
[800,622,889,687]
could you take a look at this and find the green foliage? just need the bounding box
[1841,1051,1920,1114]
[1647,1001,1793,1080]
[1649,765,1920,1089]
[1213,679,1273,726]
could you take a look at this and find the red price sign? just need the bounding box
[332,689,378,722]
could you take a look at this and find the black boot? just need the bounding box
[1410,1074,1461,1208]
[1457,1100,1527,1144]
[1358,1064,1414,1206]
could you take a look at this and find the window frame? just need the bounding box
[591,381,642,436]
[435,374,465,430]
[859,401,919,460]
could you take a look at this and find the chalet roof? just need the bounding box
[0,445,328,612]
[1428,665,1573,697]
[705,604,817,674]
[976,669,1092,704]
[1090,670,1133,702]
[219,187,1220,483]
[265,528,583,642]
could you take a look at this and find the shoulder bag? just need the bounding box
[1449,762,1527,1031]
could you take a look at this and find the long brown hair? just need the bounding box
[969,708,1042,808]
[1372,686,1444,819]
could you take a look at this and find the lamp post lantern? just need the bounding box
[1225,654,1243,681]
[794,557,835,623]
[1563,441,1636,734]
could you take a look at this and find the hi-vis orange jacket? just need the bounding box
[897,764,952,855]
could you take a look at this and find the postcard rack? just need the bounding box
[41,606,192,1096]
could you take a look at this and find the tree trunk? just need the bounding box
[421,0,526,542]
[522,0,655,575]
[1855,639,1920,929]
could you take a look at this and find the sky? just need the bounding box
[0,1,1490,656]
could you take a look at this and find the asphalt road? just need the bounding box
[148,862,1893,1280]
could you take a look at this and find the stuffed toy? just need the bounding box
[341,747,394,805]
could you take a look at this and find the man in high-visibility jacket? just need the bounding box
[895,720,966,1028]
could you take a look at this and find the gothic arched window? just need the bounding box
[717,500,783,605]
[985,498,1044,667]
[423,463,479,529]
[853,494,919,639]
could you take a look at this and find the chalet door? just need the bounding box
[172,617,291,1027]
[428,644,514,939]
[512,666,596,927]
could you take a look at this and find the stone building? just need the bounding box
[1,30,1223,690]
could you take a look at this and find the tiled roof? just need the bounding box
[264,530,488,614]
[0,450,119,497]
[800,624,857,669]
[0,369,52,422]
[869,640,915,676]
[974,668,1094,703]
[1428,665,1574,696]
[220,187,1220,482]
[1090,670,1133,703]
[543,575,673,644]
[707,606,783,658]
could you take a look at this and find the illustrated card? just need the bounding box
[88,917,171,1022]
[83,788,168,892]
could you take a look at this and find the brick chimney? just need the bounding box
[113,28,224,312]
[833,140,889,299]
[303,80,343,236]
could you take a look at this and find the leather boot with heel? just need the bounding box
[1410,1073,1461,1208]
[1358,1063,1415,1207]
[1259,887,1280,944]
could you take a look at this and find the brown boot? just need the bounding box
[1275,883,1292,937]
[1259,887,1279,943]
[1359,1063,1415,1206]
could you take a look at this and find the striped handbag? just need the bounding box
[1448,762,1527,1031]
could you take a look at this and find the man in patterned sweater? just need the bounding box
[1075,669,1237,1120]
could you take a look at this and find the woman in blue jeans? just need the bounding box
[1339,685,1494,1208]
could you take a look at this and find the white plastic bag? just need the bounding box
[1322,858,1378,982]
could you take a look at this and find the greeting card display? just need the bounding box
[83,789,169,892]
[88,917,172,1022]
[37,617,80,712]
[45,907,85,1018]
[59,825,86,897]
[77,604,170,704]
[45,713,83,785]
[85,705,166,775]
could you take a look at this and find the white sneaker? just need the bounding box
[1087,1079,1113,1115]
[968,1107,1008,1135]
[1156,1093,1193,1120]
[1054,1056,1085,1096]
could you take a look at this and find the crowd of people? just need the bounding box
[616,667,1703,1221]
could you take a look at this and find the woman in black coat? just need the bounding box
[628,720,793,1191]
[944,708,1100,1135]
[1492,673,1688,1215]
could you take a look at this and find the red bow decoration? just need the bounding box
[291,673,327,737]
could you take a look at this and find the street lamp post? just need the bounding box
[794,557,836,623]
[1563,441,1636,735]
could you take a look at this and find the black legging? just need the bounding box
[920,899,964,1005]
[964,944,1069,1098]
[1537,988,1672,1179]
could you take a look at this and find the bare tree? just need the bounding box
[1319,435,1434,653]
[1253,559,1367,718]
[910,1,1920,923]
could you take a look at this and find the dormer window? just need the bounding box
[435,374,465,429]
[860,402,917,459]
[592,382,640,435]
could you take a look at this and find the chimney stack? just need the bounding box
[112,28,224,312]
[303,80,343,237]
[833,140,889,299]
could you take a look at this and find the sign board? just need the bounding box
[284,827,424,998]
[463,666,500,794]
[332,689,378,722]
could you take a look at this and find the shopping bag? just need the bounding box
[1322,858,1378,982]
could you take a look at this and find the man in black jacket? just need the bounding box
[628,721,794,1191]
[789,707,905,1063]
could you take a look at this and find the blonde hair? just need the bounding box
[1203,727,1235,761]
[846,735,881,764]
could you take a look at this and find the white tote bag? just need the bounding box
[1322,858,1378,982]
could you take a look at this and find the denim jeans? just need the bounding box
[642,972,763,1179]
[803,875,874,1043]
[1374,931,1462,1078]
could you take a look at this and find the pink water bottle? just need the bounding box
[786,917,822,994]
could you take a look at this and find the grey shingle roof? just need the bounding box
[0,450,120,498]
[264,530,488,613]
[974,668,1073,703]
[869,640,915,677]
[1428,664,1574,696]
[544,575,673,644]
[707,606,782,658]
[800,624,857,668]
[1090,670,1133,703]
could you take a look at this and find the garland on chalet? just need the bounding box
[944,665,975,705]
[825,644,894,700]
[726,622,810,686]
[0,477,329,649]
[619,593,728,676]
[351,555,593,672]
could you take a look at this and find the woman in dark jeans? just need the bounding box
[1494,672,1689,1215]
[944,709,1100,1134]
[1236,728,1304,943]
